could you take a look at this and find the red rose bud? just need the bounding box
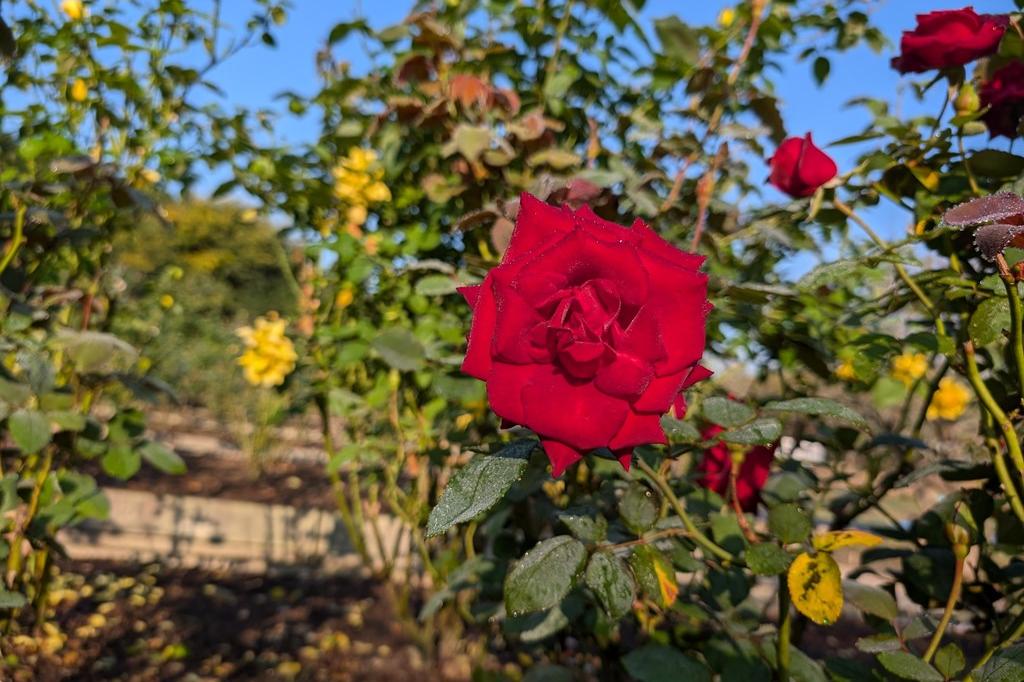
[980,61,1024,139]
[891,7,1007,74]
[697,425,776,512]
[768,133,837,199]
[459,193,711,477]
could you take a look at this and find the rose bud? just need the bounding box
[697,425,776,512]
[980,61,1024,139]
[768,133,838,199]
[459,193,711,476]
[954,82,980,116]
[891,7,1007,74]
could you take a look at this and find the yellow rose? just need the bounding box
[346,204,368,227]
[891,352,928,386]
[236,313,297,387]
[335,286,355,310]
[835,361,856,381]
[927,377,971,421]
[718,7,736,28]
[70,78,89,103]
[363,181,391,203]
[159,294,174,309]
[61,0,86,20]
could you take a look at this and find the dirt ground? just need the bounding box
[3,561,441,681]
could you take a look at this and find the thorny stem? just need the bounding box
[963,340,1024,479]
[728,453,758,543]
[660,0,768,214]
[922,547,966,663]
[636,458,737,564]
[833,197,947,339]
[996,254,1024,404]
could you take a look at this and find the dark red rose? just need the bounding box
[697,425,776,512]
[768,134,837,199]
[459,193,711,476]
[891,7,1007,73]
[981,61,1024,139]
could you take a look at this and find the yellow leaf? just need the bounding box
[787,552,842,626]
[812,530,883,552]
[653,557,679,607]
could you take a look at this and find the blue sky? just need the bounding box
[197,0,1013,254]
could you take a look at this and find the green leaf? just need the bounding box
[629,545,678,608]
[969,297,1011,347]
[968,150,1024,178]
[584,552,635,619]
[0,589,27,609]
[768,503,812,544]
[764,398,867,429]
[660,415,701,443]
[745,543,793,576]
[55,329,138,374]
[812,56,831,85]
[619,483,659,535]
[933,644,965,679]
[101,446,141,480]
[654,17,700,64]
[856,634,903,653]
[426,441,535,536]
[719,418,782,445]
[414,275,458,296]
[504,536,587,616]
[138,441,186,475]
[558,510,607,543]
[442,124,491,162]
[977,644,1024,682]
[876,652,943,681]
[701,397,754,427]
[527,149,582,170]
[47,411,87,432]
[371,328,426,371]
[622,643,711,682]
[0,474,19,515]
[842,580,898,620]
[9,409,52,454]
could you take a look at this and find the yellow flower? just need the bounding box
[927,377,971,421]
[61,0,86,20]
[335,286,354,310]
[331,147,390,231]
[159,294,174,309]
[346,204,368,227]
[236,313,297,387]
[718,7,736,28]
[891,352,928,386]
[835,361,856,381]
[365,234,381,256]
[70,78,88,102]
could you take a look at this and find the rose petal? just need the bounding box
[542,439,584,477]
[520,364,630,450]
[596,351,654,400]
[504,192,574,263]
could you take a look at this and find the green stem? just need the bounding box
[996,254,1024,403]
[315,393,368,562]
[833,198,947,339]
[922,548,965,662]
[967,610,1024,679]
[778,576,792,682]
[636,458,737,564]
[0,205,27,277]
[963,341,1024,478]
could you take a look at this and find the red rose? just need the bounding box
[768,134,837,199]
[891,7,1006,73]
[697,425,776,512]
[459,193,711,476]
[981,61,1024,139]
